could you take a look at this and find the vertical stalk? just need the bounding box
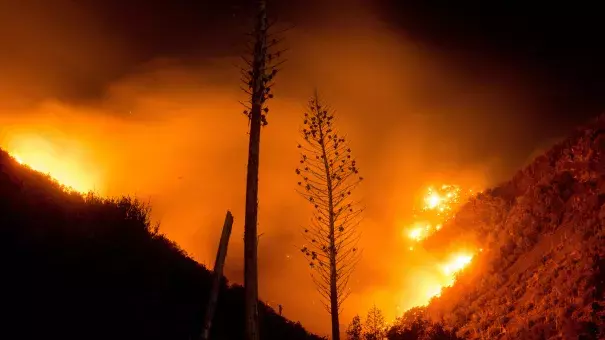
[244,2,267,340]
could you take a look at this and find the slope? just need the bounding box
[411,115,605,339]
[0,148,323,340]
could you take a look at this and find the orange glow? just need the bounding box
[404,221,435,243]
[400,184,480,310]
[422,252,474,304]
[0,1,508,328]
[404,185,478,244]
[6,134,99,193]
[424,284,444,300]
[426,193,441,209]
[422,185,464,219]
[399,251,475,309]
[406,223,427,241]
[440,252,473,281]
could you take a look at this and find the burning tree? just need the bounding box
[296,91,363,340]
[239,1,286,339]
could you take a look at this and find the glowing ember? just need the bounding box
[426,193,441,209]
[408,227,423,241]
[404,221,434,242]
[421,185,464,219]
[404,185,477,244]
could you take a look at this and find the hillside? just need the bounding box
[0,148,323,340]
[393,115,605,339]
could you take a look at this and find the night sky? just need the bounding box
[3,1,603,124]
[386,2,605,124]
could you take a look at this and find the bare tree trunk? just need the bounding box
[244,2,268,340]
[200,211,234,340]
[329,237,340,340]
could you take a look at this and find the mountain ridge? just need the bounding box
[417,114,605,339]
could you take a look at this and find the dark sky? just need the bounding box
[2,1,603,138]
[384,2,605,126]
[50,1,605,121]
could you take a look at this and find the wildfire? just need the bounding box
[422,184,464,219]
[400,184,480,310]
[405,221,432,242]
[5,135,98,193]
[411,252,474,304]
[404,185,477,244]
[440,252,473,281]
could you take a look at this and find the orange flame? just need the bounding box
[422,184,463,219]
[401,184,480,310]
[404,185,476,244]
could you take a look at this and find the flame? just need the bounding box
[400,184,481,311]
[405,251,475,308]
[404,185,477,244]
[440,252,473,279]
[5,135,99,193]
[404,221,435,242]
[426,193,441,209]
[422,185,463,219]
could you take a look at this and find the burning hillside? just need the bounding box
[399,184,482,307]
[405,184,478,243]
[389,115,605,339]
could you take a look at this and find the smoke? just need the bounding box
[0,0,544,334]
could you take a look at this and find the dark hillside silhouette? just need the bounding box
[0,148,322,340]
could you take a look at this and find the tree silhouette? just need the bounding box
[346,315,363,340]
[364,304,386,340]
[296,91,364,340]
[239,1,285,339]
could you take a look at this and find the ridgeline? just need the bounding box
[0,148,323,340]
[388,115,605,339]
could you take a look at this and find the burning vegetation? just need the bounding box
[375,116,605,339]
[405,184,478,243]
[400,184,481,305]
